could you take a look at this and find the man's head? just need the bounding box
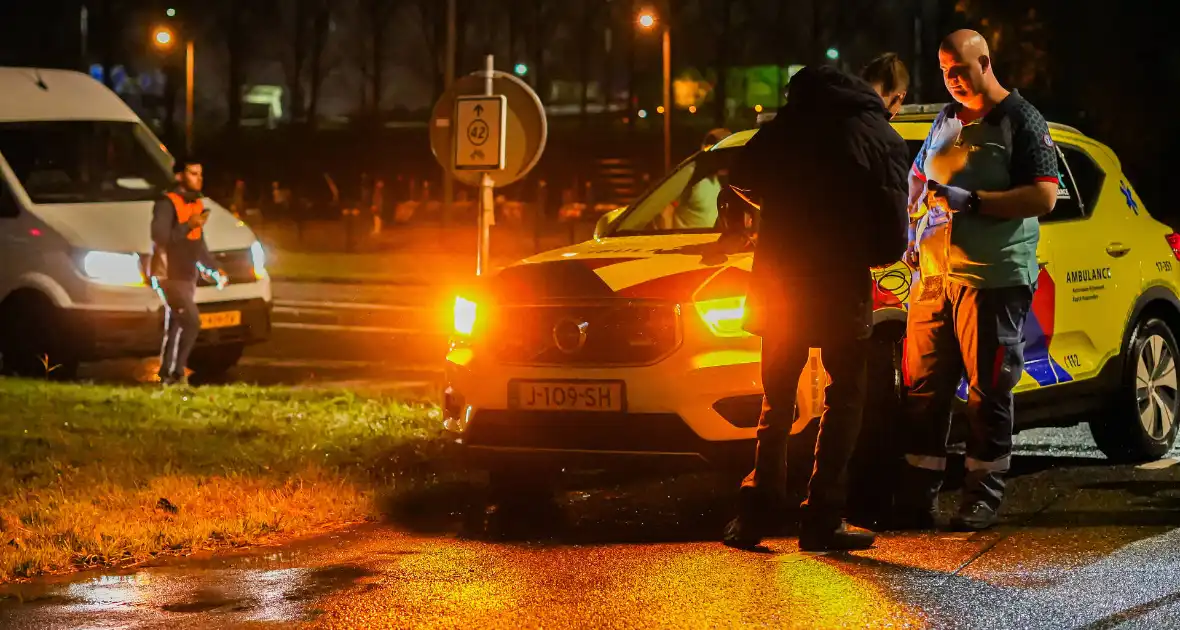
[702,128,732,151]
[938,29,1000,107]
[172,157,203,193]
[860,53,909,119]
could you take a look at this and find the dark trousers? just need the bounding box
[740,328,869,526]
[900,281,1034,510]
[157,279,200,379]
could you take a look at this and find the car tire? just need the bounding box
[1090,317,1180,462]
[0,295,79,381]
[187,343,245,380]
[847,333,906,529]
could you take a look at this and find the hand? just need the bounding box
[925,180,974,214]
[214,269,228,290]
[188,211,210,230]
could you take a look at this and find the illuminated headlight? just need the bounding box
[695,296,751,338]
[82,251,145,286]
[453,296,478,336]
[250,241,268,279]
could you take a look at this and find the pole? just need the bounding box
[80,5,88,70]
[477,54,494,276]
[661,27,671,174]
[443,0,456,227]
[185,40,194,154]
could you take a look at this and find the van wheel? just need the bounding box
[0,296,79,380]
[847,333,906,529]
[1091,318,1180,462]
[187,344,245,381]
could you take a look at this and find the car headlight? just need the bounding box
[82,251,145,286]
[250,241,268,279]
[695,296,751,338]
[454,296,478,336]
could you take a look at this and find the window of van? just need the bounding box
[0,121,173,204]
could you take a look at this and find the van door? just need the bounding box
[0,176,27,298]
[1037,143,1139,384]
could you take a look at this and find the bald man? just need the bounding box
[896,30,1058,532]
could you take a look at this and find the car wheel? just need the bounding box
[187,343,245,381]
[1090,318,1180,462]
[847,333,906,529]
[0,296,79,380]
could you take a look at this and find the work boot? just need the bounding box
[722,515,765,551]
[950,501,998,532]
[888,464,943,531]
[799,518,875,552]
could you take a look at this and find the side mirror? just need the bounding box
[593,207,625,240]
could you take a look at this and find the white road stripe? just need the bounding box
[273,322,444,335]
[274,299,431,312]
[239,357,444,372]
[273,306,338,316]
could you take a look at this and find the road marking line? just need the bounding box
[239,357,445,372]
[273,306,338,316]
[274,299,431,312]
[273,322,444,335]
[1137,458,1179,470]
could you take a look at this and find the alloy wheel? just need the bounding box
[1137,333,1179,440]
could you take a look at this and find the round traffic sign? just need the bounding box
[430,71,547,188]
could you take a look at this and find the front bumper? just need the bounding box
[64,298,272,361]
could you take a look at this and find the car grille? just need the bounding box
[490,301,681,366]
[197,249,256,287]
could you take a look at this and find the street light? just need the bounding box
[638,10,671,173]
[153,25,195,154]
[826,47,840,61]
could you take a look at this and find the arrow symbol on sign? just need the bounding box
[474,104,484,116]
[471,149,485,160]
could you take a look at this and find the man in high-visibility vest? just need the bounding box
[147,157,227,385]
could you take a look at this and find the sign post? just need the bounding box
[429,56,547,278]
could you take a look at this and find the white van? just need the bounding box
[0,68,272,379]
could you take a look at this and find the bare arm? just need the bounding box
[978,181,1057,219]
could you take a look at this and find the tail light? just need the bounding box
[1167,234,1180,261]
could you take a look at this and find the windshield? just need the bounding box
[0,121,174,204]
[614,147,737,235]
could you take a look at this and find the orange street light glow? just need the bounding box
[656,105,665,114]
[154,27,173,47]
[755,104,763,113]
[689,105,697,114]
[638,13,655,28]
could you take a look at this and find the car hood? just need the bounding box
[492,233,913,310]
[26,197,258,253]
[493,234,756,304]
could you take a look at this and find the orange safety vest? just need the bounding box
[167,192,205,241]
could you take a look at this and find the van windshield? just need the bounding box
[0,121,174,204]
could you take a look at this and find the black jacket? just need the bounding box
[149,189,215,282]
[729,65,910,340]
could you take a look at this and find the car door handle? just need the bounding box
[1106,243,1131,258]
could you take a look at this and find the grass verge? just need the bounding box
[0,378,448,582]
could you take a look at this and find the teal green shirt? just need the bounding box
[912,92,1059,288]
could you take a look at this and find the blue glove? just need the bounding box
[926,180,975,214]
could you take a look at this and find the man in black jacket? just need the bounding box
[722,55,912,551]
[147,157,226,386]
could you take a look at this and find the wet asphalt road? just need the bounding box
[7,281,1180,628]
[3,431,1180,629]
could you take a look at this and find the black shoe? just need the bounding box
[885,507,938,531]
[799,520,876,552]
[722,516,765,551]
[950,502,998,532]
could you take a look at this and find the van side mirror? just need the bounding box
[593,207,625,240]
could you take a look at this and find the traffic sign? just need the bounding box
[429,70,547,188]
[454,95,505,170]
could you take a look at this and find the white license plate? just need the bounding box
[200,311,241,329]
[510,381,625,412]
